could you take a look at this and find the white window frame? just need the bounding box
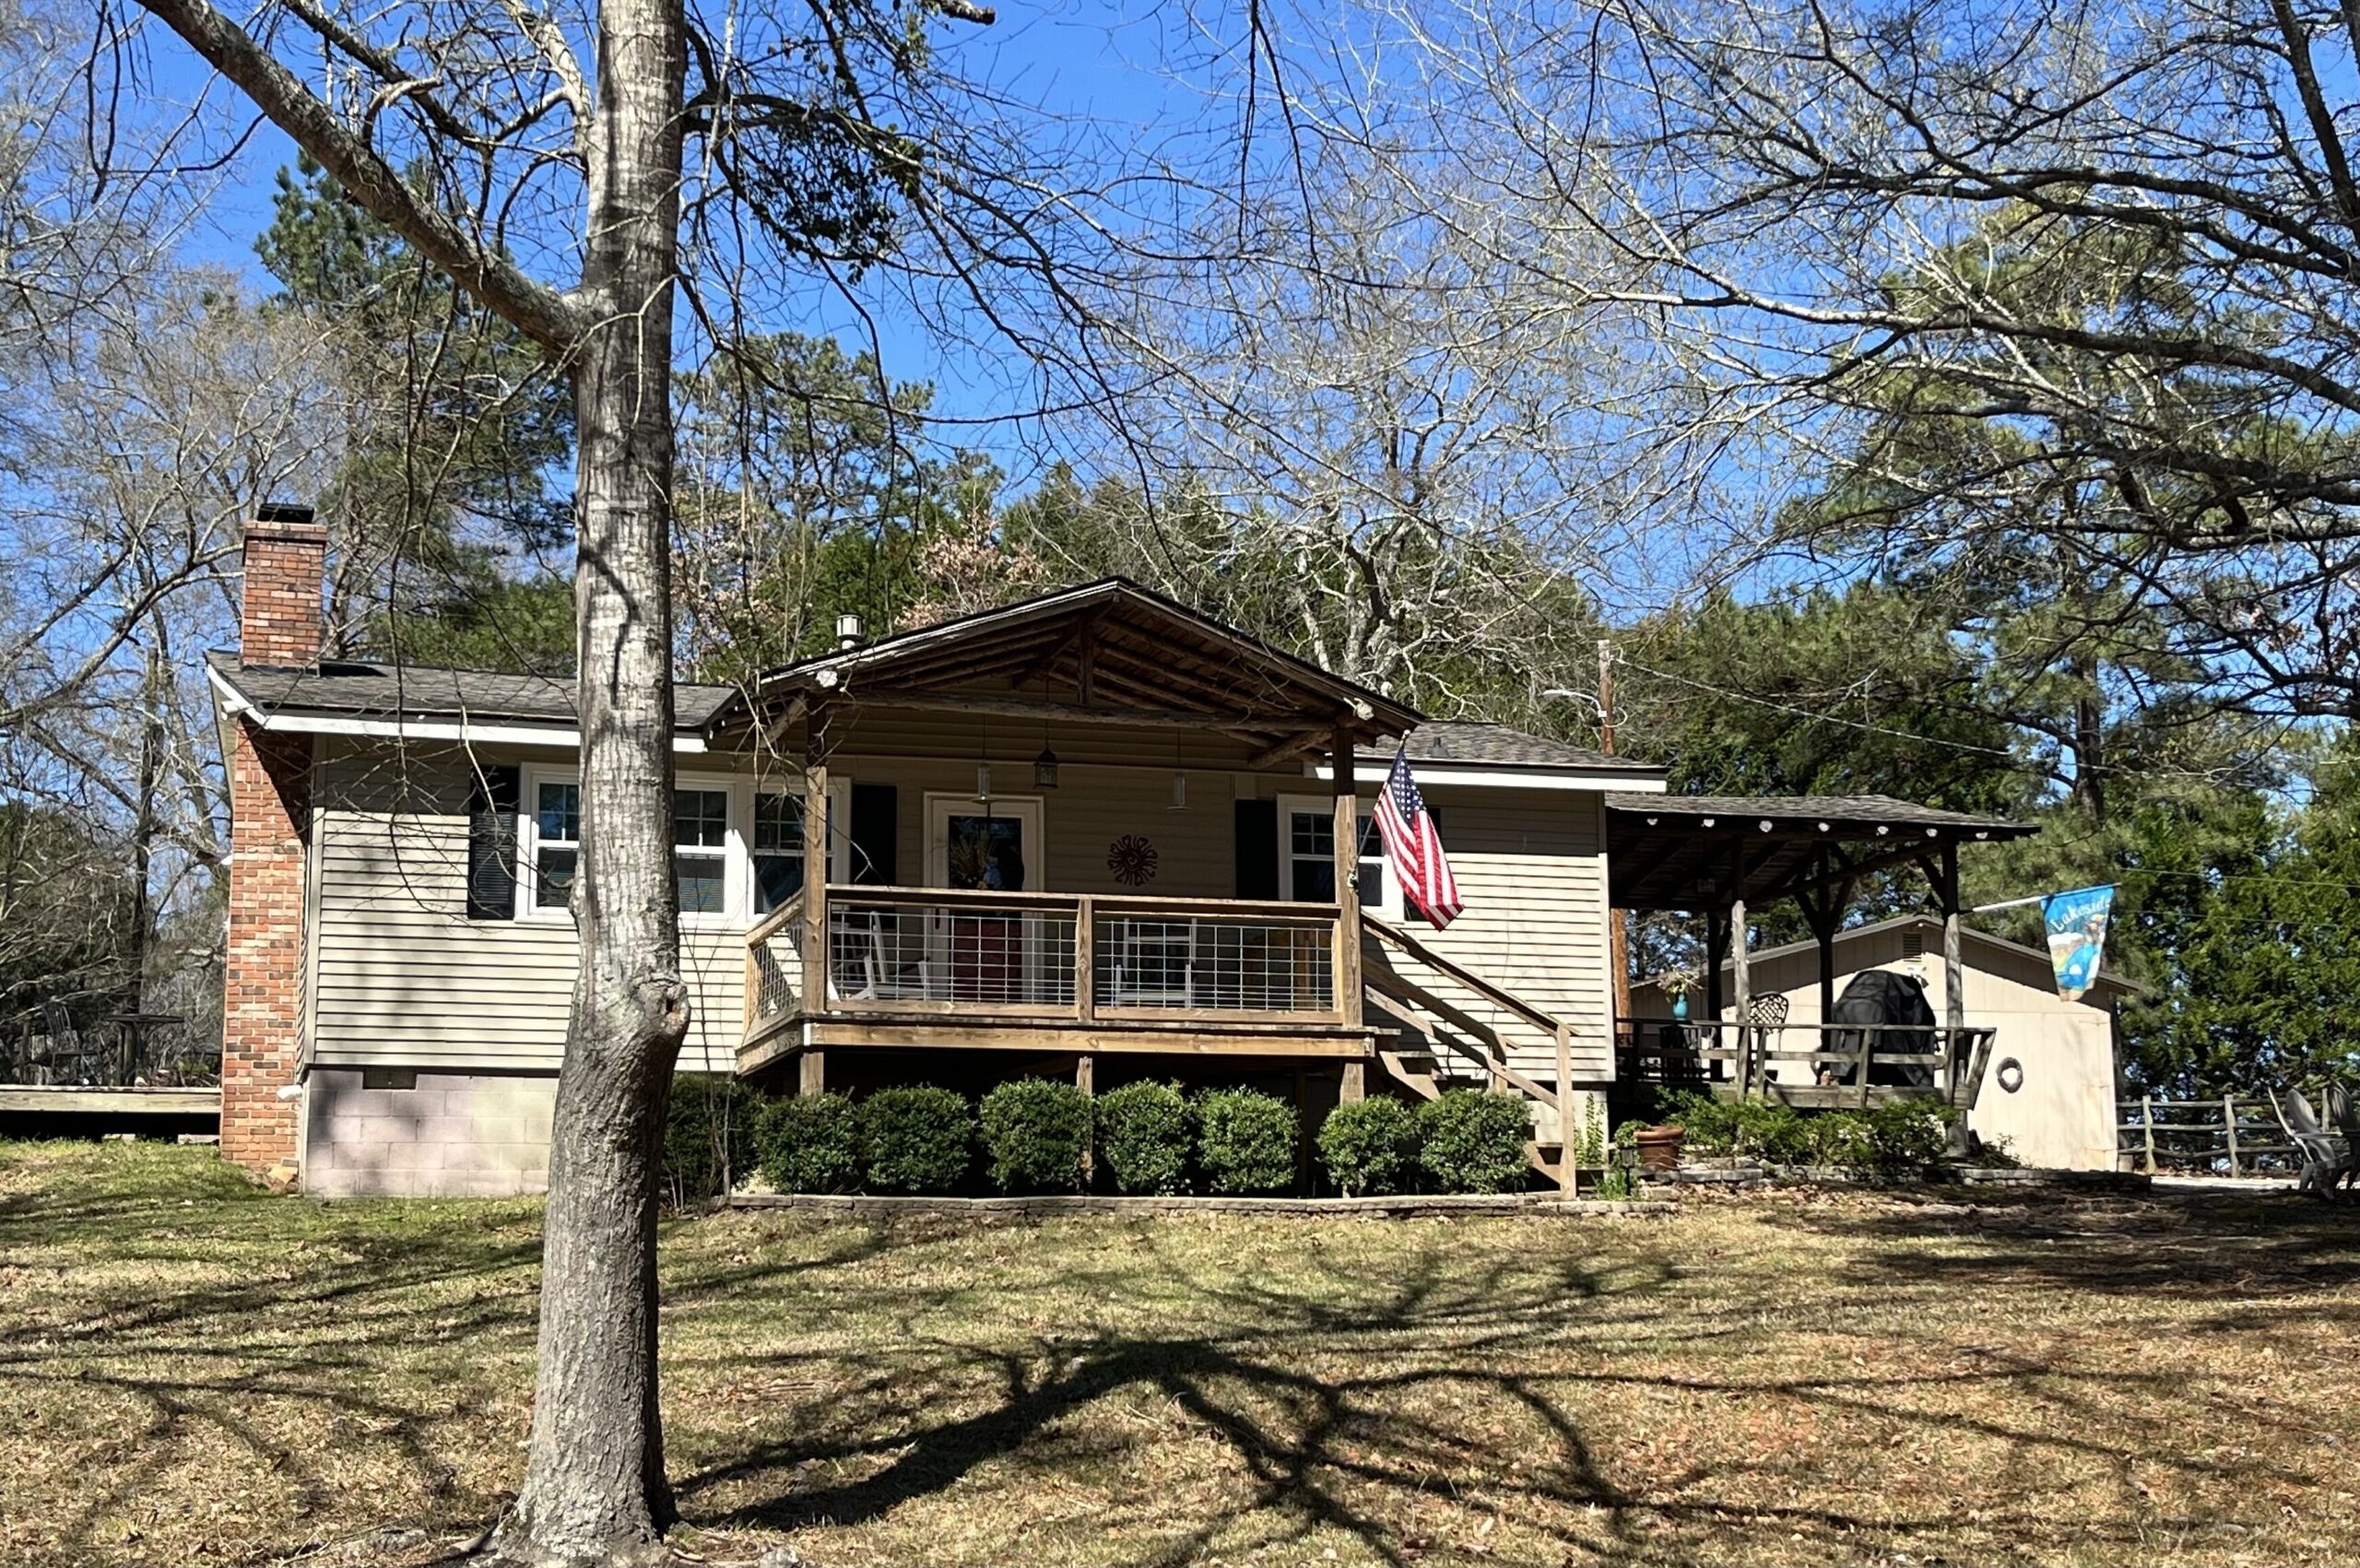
[523,765,812,929]
[749,777,853,918]
[1275,793,1403,921]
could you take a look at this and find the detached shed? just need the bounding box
[1639,914,2135,1170]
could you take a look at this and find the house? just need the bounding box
[1632,914,2132,1170]
[207,508,1670,1197]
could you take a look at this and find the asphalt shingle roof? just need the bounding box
[206,650,737,731]
[1365,722,1663,773]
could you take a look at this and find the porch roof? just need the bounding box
[1603,793,2035,912]
[714,578,1422,753]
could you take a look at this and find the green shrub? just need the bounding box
[752,1091,862,1194]
[859,1086,974,1194]
[664,1076,759,1206]
[1317,1097,1420,1196]
[979,1079,1092,1194]
[1861,1101,1951,1176]
[1417,1090,1533,1194]
[1194,1088,1297,1195]
[1656,1089,1735,1152]
[1093,1080,1193,1195]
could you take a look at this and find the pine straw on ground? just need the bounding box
[4,1142,2359,1567]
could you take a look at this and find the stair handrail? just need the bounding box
[1362,914,1572,1041]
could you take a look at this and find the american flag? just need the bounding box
[1373,745,1463,928]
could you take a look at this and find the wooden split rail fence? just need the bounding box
[2118,1094,2297,1176]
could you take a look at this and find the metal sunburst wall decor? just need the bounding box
[1106,833,1159,886]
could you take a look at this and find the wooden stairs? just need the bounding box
[1361,914,1597,1195]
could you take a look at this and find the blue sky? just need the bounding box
[148,2,1232,479]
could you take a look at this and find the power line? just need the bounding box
[1612,654,2268,786]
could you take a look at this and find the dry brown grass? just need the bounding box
[5,1142,2359,1567]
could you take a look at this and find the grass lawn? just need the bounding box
[5,1143,2360,1567]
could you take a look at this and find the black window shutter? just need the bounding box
[851,783,898,885]
[1234,797,1280,899]
[466,764,522,920]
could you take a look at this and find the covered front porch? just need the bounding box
[1605,794,2036,1112]
[711,581,1421,1083]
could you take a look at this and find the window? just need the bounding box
[751,791,806,914]
[534,781,580,910]
[1280,800,1388,914]
[675,787,730,914]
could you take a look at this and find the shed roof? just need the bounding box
[1603,792,2035,912]
[1730,914,2142,1001]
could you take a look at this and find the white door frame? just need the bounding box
[922,793,1050,1003]
[923,793,1045,889]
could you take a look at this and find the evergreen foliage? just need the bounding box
[1416,1091,1532,1194]
[977,1079,1092,1194]
[1316,1098,1422,1197]
[752,1091,863,1195]
[1091,1079,1194,1195]
[857,1087,974,1195]
[1193,1088,1296,1196]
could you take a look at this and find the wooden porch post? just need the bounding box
[798,1049,825,1098]
[1339,1060,1364,1103]
[1730,886,1752,1098]
[1704,906,1727,1030]
[1331,723,1363,1028]
[1939,840,1973,1105]
[1077,1054,1095,1184]
[802,705,832,1017]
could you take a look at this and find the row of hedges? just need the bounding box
[1653,1090,1951,1179]
[712,1080,1540,1198]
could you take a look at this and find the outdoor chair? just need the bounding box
[831,910,941,1003]
[1745,992,1791,1085]
[2272,1089,2350,1197]
[2324,1082,2360,1193]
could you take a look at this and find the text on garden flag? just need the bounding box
[2041,884,2116,1001]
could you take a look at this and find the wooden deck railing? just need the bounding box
[2119,1094,2299,1175]
[743,885,1348,1044]
[1616,1018,1996,1107]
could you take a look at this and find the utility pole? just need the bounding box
[1599,639,1631,1035]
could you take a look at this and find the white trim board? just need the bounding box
[1306,760,1666,793]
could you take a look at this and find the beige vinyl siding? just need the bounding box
[310,742,746,1073]
[1362,787,1617,1085]
[1632,921,2122,1170]
[837,755,1240,899]
[306,729,1621,1084]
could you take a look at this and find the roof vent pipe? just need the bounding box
[835,613,865,650]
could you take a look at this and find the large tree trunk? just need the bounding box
[495,3,690,1562]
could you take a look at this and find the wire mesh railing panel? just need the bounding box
[1093,914,1335,1013]
[747,925,801,1032]
[830,901,1079,1008]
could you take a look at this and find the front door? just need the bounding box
[925,795,1046,1003]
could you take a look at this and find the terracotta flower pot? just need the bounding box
[1634,1125,1686,1173]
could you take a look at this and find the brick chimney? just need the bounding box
[240,502,328,669]
[222,502,325,1181]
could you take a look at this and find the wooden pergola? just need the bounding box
[1604,793,2038,1100]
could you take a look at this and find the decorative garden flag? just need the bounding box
[2041,884,2116,1000]
[1374,747,1464,928]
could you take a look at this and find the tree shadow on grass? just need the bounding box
[664,1216,2321,1566]
[1765,1185,2360,1301]
[0,1147,886,1567]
